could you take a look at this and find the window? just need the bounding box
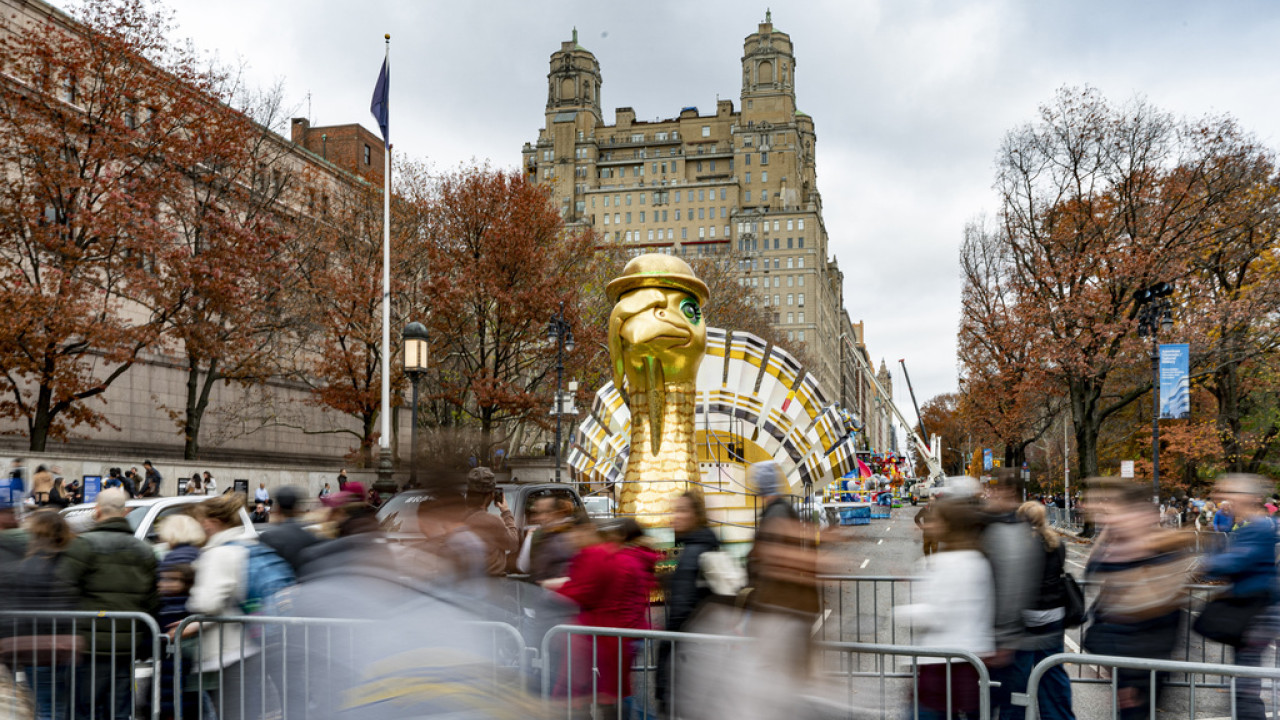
[773,258,780,269]
[604,196,611,207]
[696,161,702,172]
[787,294,794,306]
[698,208,705,220]
[648,230,655,241]
[746,172,752,184]
[615,195,621,206]
[709,225,716,238]
[787,257,794,269]
[720,189,726,201]
[699,227,706,239]
[724,225,730,237]
[798,312,805,323]
[773,295,780,307]
[797,257,805,268]
[701,126,711,137]
[787,276,794,287]
[787,238,793,249]
[656,131,668,141]
[575,200,585,214]
[662,210,669,221]
[699,190,706,202]
[675,209,682,221]
[709,160,716,171]
[625,212,632,223]
[626,195,632,206]
[798,237,805,248]
[674,191,682,202]
[745,191,752,202]
[798,293,805,306]
[746,154,752,166]
[639,212,646,222]
[798,331,805,342]
[614,213,620,224]
[787,219,794,231]
[604,214,611,225]
[631,133,644,143]
[364,144,372,165]
[752,277,759,287]
[774,238,780,250]
[762,171,768,183]
[798,219,805,230]
[797,275,804,287]
[760,151,769,165]
[681,228,688,239]
[788,331,795,341]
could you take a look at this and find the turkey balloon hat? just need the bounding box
[606,254,710,527]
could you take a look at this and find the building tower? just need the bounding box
[740,9,796,124]
[526,29,602,220]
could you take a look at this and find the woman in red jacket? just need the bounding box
[555,518,659,716]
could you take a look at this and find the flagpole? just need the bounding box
[378,34,393,488]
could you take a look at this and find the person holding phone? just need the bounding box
[462,467,518,576]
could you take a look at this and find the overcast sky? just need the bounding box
[70,0,1280,421]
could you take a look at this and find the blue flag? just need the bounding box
[370,57,389,148]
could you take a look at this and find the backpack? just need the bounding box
[235,540,296,614]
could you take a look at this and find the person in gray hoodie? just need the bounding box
[981,469,1042,720]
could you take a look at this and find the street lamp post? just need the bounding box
[1134,281,1174,504]
[401,322,429,489]
[548,302,575,483]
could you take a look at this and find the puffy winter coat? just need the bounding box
[58,517,158,655]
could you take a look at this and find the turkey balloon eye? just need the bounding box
[680,299,702,325]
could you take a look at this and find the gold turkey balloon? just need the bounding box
[606,254,709,525]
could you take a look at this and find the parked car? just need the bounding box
[61,496,258,543]
[377,482,584,541]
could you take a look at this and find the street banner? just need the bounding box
[1121,460,1135,478]
[1159,343,1191,419]
[0,475,14,507]
[983,449,993,472]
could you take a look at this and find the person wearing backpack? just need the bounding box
[188,493,294,720]
[1017,501,1077,720]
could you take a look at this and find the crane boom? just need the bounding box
[843,341,945,480]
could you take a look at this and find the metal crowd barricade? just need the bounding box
[539,624,753,719]
[816,640,993,720]
[172,615,528,719]
[539,623,995,720]
[1020,652,1280,720]
[817,574,916,645]
[0,610,164,720]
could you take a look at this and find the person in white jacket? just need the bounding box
[187,493,258,720]
[897,497,995,720]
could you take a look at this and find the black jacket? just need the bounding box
[665,527,720,631]
[258,519,320,574]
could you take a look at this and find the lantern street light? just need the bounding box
[1134,281,1175,504]
[547,302,575,482]
[402,321,429,489]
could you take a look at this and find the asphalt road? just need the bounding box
[811,505,1270,719]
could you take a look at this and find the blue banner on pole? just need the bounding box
[82,475,102,504]
[1159,343,1190,419]
[983,449,993,472]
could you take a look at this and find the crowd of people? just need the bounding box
[909,471,1279,720]
[1,452,1277,719]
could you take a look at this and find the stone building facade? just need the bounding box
[524,16,898,452]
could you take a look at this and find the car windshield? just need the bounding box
[125,505,148,531]
[377,492,434,534]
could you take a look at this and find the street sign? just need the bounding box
[983,449,993,471]
[1121,460,1135,478]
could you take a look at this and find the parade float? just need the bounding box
[568,254,940,540]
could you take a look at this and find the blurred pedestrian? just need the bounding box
[45,477,70,510]
[141,461,163,498]
[1083,478,1193,720]
[1196,475,1279,720]
[980,469,1042,719]
[59,488,157,720]
[463,467,518,576]
[898,498,993,720]
[201,471,217,495]
[657,491,720,714]
[187,493,262,720]
[318,483,331,499]
[529,496,579,585]
[554,518,658,716]
[336,468,349,491]
[5,511,82,720]
[257,486,319,574]
[914,497,939,556]
[1017,502,1076,720]
[297,482,394,579]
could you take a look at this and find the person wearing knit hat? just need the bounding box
[463,467,518,576]
[748,461,793,522]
